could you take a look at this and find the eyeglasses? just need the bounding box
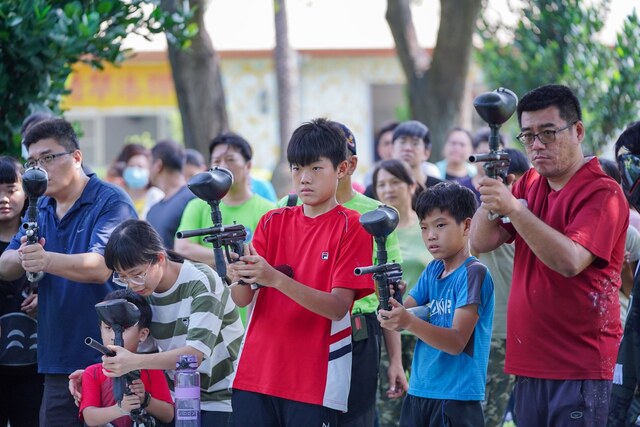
[516,122,577,148]
[24,152,72,169]
[395,137,424,148]
[112,263,152,287]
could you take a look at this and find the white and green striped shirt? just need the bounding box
[147,260,244,412]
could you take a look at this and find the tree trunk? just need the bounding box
[386,0,483,161]
[271,0,300,198]
[161,0,228,158]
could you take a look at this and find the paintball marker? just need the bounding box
[468,87,518,220]
[21,166,48,288]
[176,167,247,281]
[92,298,141,403]
[354,205,403,314]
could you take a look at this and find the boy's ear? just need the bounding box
[463,217,472,234]
[138,327,150,343]
[336,160,349,179]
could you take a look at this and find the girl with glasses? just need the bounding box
[71,219,244,426]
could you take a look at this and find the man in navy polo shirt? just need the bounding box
[0,118,136,426]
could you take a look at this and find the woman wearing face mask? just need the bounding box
[114,144,164,219]
[372,159,434,426]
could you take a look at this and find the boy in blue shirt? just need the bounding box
[379,181,494,426]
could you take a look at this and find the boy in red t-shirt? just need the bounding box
[229,118,374,426]
[80,289,174,427]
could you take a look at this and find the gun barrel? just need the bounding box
[176,224,245,239]
[469,152,510,163]
[85,337,116,357]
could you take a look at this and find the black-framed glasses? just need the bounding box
[24,152,72,169]
[516,122,577,148]
[112,263,152,287]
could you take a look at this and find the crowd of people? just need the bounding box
[0,83,639,427]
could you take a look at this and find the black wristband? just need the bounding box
[141,392,151,409]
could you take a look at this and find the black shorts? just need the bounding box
[399,394,484,427]
[232,389,338,427]
[338,312,382,425]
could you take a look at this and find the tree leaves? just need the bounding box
[0,0,195,157]
[476,0,640,155]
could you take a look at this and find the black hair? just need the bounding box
[287,118,348,168]
[599,158,621,184]
[504,148,530,176]
[374,121,399,161]
[102,288,152,329]
[615,122,640,158]
[209,132,253,161]
[104,219,184,273]
[0,156,23,185]
[116,144,150,164]
[21,112,54,137]
[151,139,186,172]
[185,148,206,167]
[472,127,506,150]
[516,84,582,126]
[372,159,425,205]
[23,118,79,152]
[392,120,431,149]
[445,126,473,145]
[414,181,477,224]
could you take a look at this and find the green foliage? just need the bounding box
[0,0,196,158]
[476,0,640,154]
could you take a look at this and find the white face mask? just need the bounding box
[123,167,149,189]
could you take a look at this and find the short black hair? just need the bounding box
[287,118,348,168]
[392,120,431,149]
[615,121,640,158]
[504,148,530,176]
[517,84,582,127]
[185,148,206,167]
[21,112,54,137]
[414,181,477,224]
[23,118,79,152]
[102,288,152,329]
[209,132,253,161]
[151,140,186,172]
[0,156,23,185]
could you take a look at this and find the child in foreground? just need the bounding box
[379,181,494,427]
[80,289,174,427]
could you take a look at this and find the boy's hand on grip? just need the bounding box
[378,298,408,332]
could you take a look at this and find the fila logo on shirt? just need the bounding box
[321,252,329,260]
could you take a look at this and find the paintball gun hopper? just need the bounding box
[473,87,518,127]
[359,205,399,240]
[187,167,233,202]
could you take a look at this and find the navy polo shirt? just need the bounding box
[9,174,137,374]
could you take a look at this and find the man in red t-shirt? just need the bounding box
[228,118,374,426]
[470,84,628,427]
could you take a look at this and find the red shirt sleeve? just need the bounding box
[140,369,174,405]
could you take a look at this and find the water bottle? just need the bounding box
[175,354,201,427]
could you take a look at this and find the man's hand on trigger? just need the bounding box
[477,176,519,217]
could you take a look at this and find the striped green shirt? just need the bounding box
[148,261,244,412]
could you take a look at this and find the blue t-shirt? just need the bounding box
[9,174,137,374]
[408,256,494,401]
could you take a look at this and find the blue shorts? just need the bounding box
[232,389,339,427]
[399,394,484,427]
[512,376,611,427]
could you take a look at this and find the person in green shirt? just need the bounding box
[277,122,407,426]
[175,132,275,324]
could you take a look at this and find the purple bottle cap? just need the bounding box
[176,354,198,370]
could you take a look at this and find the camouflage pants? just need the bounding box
[376,334,416,427]
[484,337,515,427]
